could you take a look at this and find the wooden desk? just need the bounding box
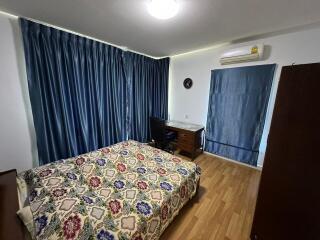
[165,120,204,160]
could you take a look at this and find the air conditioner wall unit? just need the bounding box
[220,44,264,65]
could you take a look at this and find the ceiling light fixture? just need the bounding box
[147,0,179,20]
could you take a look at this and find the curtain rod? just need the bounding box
[0,10,167,60]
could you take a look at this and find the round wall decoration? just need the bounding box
[183,78,193,89]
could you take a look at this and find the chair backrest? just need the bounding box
[150,117,166,143]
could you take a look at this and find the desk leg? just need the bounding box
[191,150,195,161]
[201,130,205,153]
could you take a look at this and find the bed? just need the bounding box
[10,140,201,240]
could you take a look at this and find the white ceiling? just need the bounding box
[1,0,320,58]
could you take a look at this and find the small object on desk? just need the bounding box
[165,120,204,160]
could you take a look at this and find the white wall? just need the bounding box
[1,11,320,171]
[169,26,320,167]
[0,13,38,172]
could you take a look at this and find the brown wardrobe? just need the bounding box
[250,63,320,240]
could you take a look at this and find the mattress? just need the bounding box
[18,140,201,240]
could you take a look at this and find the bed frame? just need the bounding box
[0,167,200,240]
[0,169,25,239]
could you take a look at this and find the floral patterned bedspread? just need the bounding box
[20,140,201,240]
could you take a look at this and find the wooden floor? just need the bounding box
[161,153,261,240]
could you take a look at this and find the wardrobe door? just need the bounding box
[250,63,320,240]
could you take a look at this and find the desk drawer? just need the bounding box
[178,132,194,144]
[177,142,194,152]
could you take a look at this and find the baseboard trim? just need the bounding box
[203,151,262,171]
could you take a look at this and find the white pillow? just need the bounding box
[16,176,28,209]
[16,206,35,239]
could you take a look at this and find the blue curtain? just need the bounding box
[125,52,169,142]
[205,64,276,166]
[20,19,169,165]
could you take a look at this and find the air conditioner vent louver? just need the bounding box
[220,44,264,65]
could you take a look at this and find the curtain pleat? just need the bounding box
[21,19,168,165]
[124,53,169,142]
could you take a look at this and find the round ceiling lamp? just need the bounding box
[147,0,179,20]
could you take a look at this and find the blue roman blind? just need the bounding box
[205,64,276,166]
